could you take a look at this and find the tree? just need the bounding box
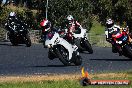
[0,0,2,6]
[45,0,93,30]
[91,0,132,31]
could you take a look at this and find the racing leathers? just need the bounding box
[62,20,82,44]
[105,24,132,55]
[5,17,20,32]
[105,24,121,43]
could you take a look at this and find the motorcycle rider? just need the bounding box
[40,19,57,48]
[105,19,121,42]
[5,12,20,31]
[105,18,132,56]
[62,15,82,44]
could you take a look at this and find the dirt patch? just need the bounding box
[92,73,128,79]
[0,73,129,83]
[0,74,81,83]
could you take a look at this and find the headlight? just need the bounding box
[47,45,51,48]
[19,30,23,31]
[47,44,52,48]
[116,41,122,44]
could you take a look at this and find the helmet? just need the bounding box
[9,12,16,20]
[67,15,74,21]
[106,19,114,28]
[9,12,16,17]
[40,19,51,32]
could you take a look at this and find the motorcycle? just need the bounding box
[45,31,82,66]
[72,27,93,54]
[111,27,132,58]
[6,21,31,47]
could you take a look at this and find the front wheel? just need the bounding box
[10,39,18,46]
[55,46,71,66]
[48,49,56,60]
[112,45,118,53]
[9,35,18,46]
[25,34,31,47]
[123,45,132,58]
[84,40,93,54]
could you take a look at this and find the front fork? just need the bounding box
[112,41,123,56]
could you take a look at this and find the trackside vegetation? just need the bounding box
[0,80,131,88]
[1,0,132,46]
[0,72,132,88]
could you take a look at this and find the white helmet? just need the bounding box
[106,19,114,28]
[67,15,74,21]
[9,12,16,17]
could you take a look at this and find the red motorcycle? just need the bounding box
[111,27,132,58]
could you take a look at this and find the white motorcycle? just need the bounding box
[45,32,82,66]
[72,27,93,53]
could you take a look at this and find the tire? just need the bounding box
[84,40,93,54]
[10,39,18,46]
[25,34,31,47]
[123,45,132,58]
[9,35,18,46]
[74,55,82,66]
[112,45,118,53]
[48,49,56,60]
[74,38,84,51]
[55,46,71,66]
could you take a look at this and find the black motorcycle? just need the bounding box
[7,21,31,47]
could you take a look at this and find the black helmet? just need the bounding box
[106,19,114,28]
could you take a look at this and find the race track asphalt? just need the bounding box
[0,42,131,76]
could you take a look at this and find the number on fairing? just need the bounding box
[54,37,60,44]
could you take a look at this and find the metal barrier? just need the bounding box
[88,33,111,47]
[0,29,111,47]
[29,30,41,43]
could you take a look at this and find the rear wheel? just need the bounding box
[74,38,84,52]
[55,46,71,66]
[74,55,82,66]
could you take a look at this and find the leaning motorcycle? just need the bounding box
[45,31,82,66]
[111,28,132,58]
[6,21,31,47]
[72,27,93,54]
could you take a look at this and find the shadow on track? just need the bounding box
[79,51,92,54]
[0,42,23,46]
[0,42,12,46]
[90,59,132,61]
[29,64,77,68]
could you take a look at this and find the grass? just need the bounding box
[0,80,131,88]
[0,72,132,88]
[88,20,111,47]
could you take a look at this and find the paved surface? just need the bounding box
[0,42,132,76]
